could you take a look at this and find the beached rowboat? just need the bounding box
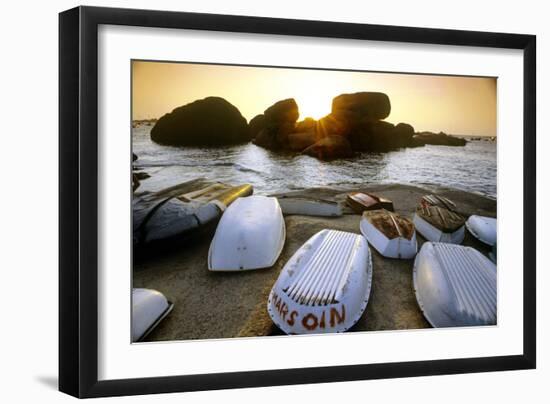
[413,242,497,327]
[208,196,285,271]
[276,195,342,217]
[133,179,253,244]
[466,215,497,246]
[413,205,465,244]
[360,209,417,259]
[346,192,394,213]
[420,194,457,211]
[267,229,372,334]
[132,288,173,342]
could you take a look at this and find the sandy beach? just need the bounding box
[133,183,496,341]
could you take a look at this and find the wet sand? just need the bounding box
[133,183,496,341]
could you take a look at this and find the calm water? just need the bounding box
[133,126,497,199]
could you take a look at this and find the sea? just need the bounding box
[132,125,497,199]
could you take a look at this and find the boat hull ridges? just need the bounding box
[277,197,342,217]
[360,210,417,259]
[413,242,497,328]
[466,215,497,246]
[132,288,173,342]
[267,229,373,334]
[413,213,465,244]
[208,196,286,271]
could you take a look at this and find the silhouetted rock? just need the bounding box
[264,98,299,124]
[316,114,350,138]
[132,153,138,162]
[288,131,318,151]
[151,97,249,146]
[413,131,467,147]
[332,92,391,121]
[253,98,300,150]
[302,135,353,160]
[248,114,265,139]
[393,122,415,147]
[295,117,317,133]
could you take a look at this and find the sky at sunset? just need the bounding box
[132,61,497,137]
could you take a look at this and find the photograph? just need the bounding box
[131,60,497,342]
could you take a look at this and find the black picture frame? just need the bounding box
[59,6,536,398]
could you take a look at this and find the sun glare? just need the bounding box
[295,94,332,120]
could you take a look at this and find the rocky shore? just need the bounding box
[133,183,496,341]
[148,92,467,160]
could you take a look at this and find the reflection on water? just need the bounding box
[133,126,496,199]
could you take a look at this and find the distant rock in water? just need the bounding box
[302,135,353,160]
[253,98,299,150]
[412,131,467,147]
[150,97,249,146]
[248,114,265,139]
[331,92,391,121]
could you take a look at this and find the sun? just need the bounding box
[295,94,331,120]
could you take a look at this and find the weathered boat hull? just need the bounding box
[133,180,253,244]
[360,212,417,259]
[413,213,465,244]
[466,215,497,246]
[267,229,372,334]
[277,196,342,217]
[208,196,286,271]
[132,288,173,342]
[346,192,394,213]
[413,242,497,327]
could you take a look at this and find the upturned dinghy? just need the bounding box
[276,196,342,217]
[133,179,253,244]
[132,288,173,342]
[420,194,457,211]
[360,209,417,259]
[413,242,497,327]
[413,205,465,244]
[346,192,394,213]
[267,229,372,334]
[208,196,285,271]
[466,215,497,246]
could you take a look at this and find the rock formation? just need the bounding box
[150,97,250,146]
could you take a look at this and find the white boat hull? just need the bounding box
[267,229,372,334]
[277,197,342,217]
[208,196,286,271]
[413,213,465,244]
[413,242,497,327]
[466,215,497,246]
[360,216,417,259]
[132,288,173,342]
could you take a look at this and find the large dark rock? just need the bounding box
[288,131,318,151]
[413,131,467,147]
[264,98,299,125]
[248,114,265,139]
[393,122,415,147]
[253,98,300,150]
[302,135,353,160]
[295,117,317,133]
[332,92,391,121]
[150,97,249,146]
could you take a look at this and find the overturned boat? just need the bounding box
[133,179,253,244]
[360,209,417,259]
[413,205,465,244]
[466,215,497,246]
[208,196,285,271]
[413,242,497,327]
[276,195,342,217]
[420,194,457,211]
[132,288,173,342]
[346,192,394,213]
[267,229,372,334]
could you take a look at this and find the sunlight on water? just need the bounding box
[132,126,496,199]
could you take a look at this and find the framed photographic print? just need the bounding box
[59,6,536,398]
